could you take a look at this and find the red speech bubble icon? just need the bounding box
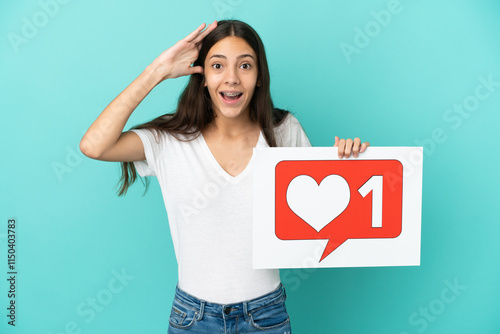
[275,160,403,262]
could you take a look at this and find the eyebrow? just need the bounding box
[209,54,255,60]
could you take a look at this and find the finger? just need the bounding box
[333,136,339,147]
[189,66,204,75]
[360,142,370,153]
[337,139,346,159]
[193,20,218,44]
[345,138,353,158]
[184,23,207,42]
[353,137,361,158]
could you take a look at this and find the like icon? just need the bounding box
[276,160,403,261]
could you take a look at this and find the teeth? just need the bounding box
[223,92,241,96]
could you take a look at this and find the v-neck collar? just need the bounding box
[199,130,266,183]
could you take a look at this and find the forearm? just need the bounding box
[80,64,163,158]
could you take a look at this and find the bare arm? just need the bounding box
[80,21,218,162]
[79,66,162,161]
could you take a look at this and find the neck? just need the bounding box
[210,109,258,138]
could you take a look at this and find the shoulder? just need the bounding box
[274,112,304,134]
[130,113,199,144]
[130,128,167,145]
[131,128,199,146]
[273,112,310,147]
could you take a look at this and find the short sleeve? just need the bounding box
[293,120,312,147]
[130,128,159,177]
[275,113,312,147]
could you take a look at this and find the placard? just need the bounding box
[252,147,423,269]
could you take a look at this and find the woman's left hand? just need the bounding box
[334,136,370,159]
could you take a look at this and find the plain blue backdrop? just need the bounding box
[1,0,499,333]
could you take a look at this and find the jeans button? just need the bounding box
[224,307,231,315]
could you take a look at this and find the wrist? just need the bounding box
[145,61,172,83]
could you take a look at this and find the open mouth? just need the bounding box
[220,91,243,102]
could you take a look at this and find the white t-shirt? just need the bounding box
[131,113,311,303]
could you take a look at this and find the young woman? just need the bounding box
[80,20,368,333]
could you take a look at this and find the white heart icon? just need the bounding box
[286,174,351,232]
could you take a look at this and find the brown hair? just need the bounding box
[116,20,289,196]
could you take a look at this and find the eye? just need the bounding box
[212,63,222,70]
[240,63,252,70]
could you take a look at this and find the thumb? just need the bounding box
[333,136,339,147]
[189,66,204,75]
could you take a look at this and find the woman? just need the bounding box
[80,19,368,333]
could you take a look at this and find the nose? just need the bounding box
[224,66,240,85]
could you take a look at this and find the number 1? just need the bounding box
[358,175,383,228]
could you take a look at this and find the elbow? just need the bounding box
[79,138,100,160]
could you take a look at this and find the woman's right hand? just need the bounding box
[150,21,218,83]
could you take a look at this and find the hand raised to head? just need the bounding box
[150,21,218,82]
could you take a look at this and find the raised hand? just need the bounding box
[334,136,370,159]
[150,21,218,83]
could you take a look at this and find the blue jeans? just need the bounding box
[167,283,292,333]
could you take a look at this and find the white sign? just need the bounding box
[252,147,423,269]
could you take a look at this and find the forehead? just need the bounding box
[206,36,256,59]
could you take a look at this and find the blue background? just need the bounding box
[1,0,499,333]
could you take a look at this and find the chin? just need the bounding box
[214,105,250,120]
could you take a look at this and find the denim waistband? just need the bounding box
[173,283,287,320]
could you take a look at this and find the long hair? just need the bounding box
[116,20,289,196]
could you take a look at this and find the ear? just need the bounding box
[256,80,261,87]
